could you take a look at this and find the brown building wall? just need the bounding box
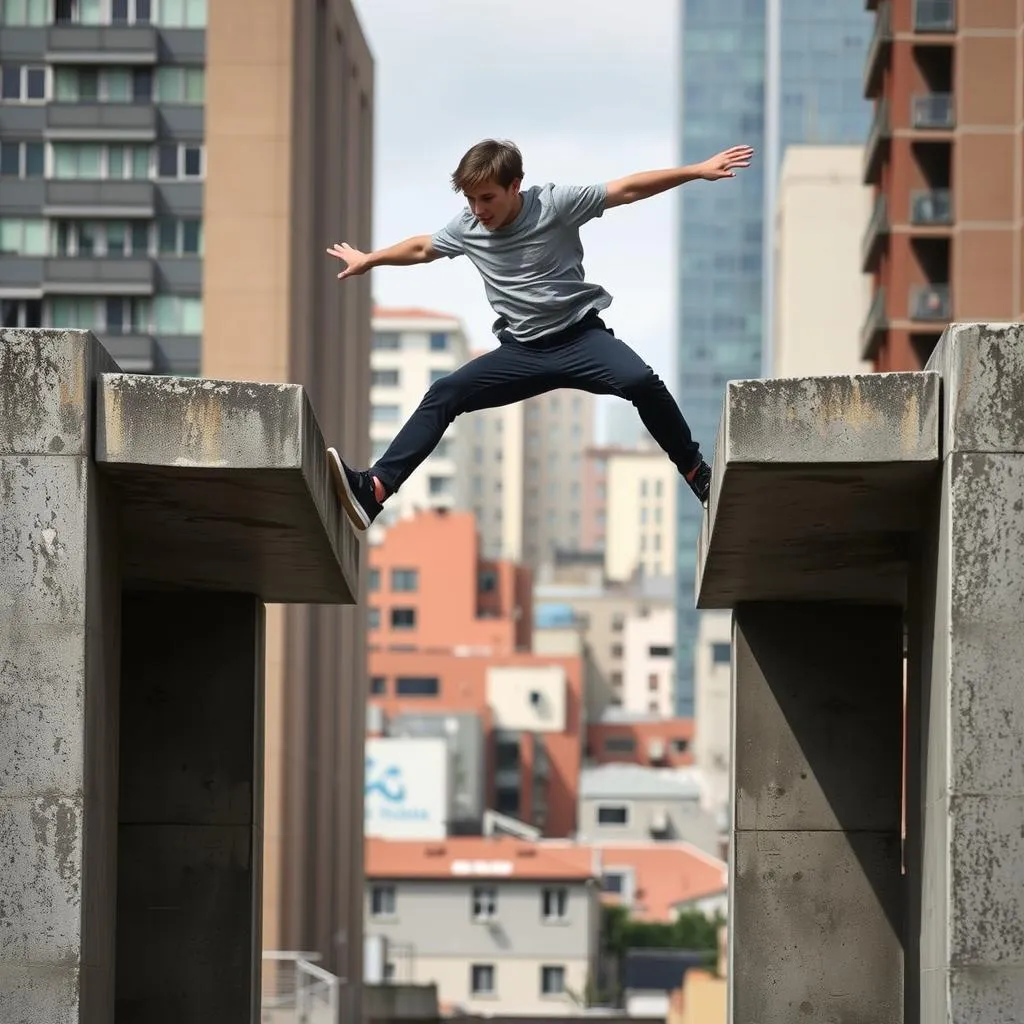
[863,0,1024,371]
[202,0,373,1008]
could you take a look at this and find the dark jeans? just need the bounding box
[371,312,702,495]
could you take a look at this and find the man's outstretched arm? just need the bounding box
[604,144,754,209]
[326,235,442,279]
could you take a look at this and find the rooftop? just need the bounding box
[373,306,460,322]
[580,763,702,800]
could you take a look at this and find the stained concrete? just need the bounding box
[95,372,359,603]
[0,329,360,1024]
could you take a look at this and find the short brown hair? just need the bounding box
[450,139,524,193]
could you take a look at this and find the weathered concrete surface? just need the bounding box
[0,329,121,1024]
[116,594,264,1024]
[95,372,359,603]
[696,371,940,608]
[731,604,904,1024]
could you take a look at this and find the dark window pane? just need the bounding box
[0,143,18,177]
[26,68,45,99]
[157,144,178,177]
[24,143,43,177]
[2,66,22,100]
[24,300,42,328]
[133,68,152,102]
[55,0,73,22]
[394,676,437,696]
[78,69,98,101]
[1,301,18,328]
[135,0,152,22]
[157,219,177,253]
[181,218,200,253]
[131,222,149,254]
[105,299,124,333]
[112,0,129,21]
[183,146,201,176]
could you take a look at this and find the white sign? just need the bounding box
[365,737,449,839]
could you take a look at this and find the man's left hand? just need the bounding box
[699,145,755,180]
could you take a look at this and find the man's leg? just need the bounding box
[555,326,704,480]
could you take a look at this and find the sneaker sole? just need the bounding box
[326,447,371,531]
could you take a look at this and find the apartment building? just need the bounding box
[365,837,600,1016]
[862,0,1024,371]
[0,0,377,1004]
[622,606,675,717]
[587,715,694,771]
[0,0,206,372]
[370,307,471,530]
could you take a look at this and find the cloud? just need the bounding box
[348,0,682,379]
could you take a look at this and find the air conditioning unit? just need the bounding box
[650,809,670,836]
[647,738,666,761]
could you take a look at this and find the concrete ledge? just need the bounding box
[95,373,359,603]
[696,371,940,608]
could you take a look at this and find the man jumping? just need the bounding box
[325,138,754,531]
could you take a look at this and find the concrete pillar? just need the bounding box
[911,325,1024,1020]
[0,332,121,1023]
[115,593,264,1023]
[730,603,904,1023]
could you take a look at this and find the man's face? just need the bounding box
[464,178,521,231]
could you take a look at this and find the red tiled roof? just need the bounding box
[373,306,457,321]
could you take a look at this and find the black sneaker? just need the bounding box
[327,447,383,531]
[686,459,712,506]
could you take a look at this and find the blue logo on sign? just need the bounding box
[365,759,407,803]
[365,757,430,823]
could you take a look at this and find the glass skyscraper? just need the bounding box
[674,0,873,715]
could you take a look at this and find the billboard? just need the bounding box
[364,737,450,839]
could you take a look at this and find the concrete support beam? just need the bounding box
[909,324,1024,1021]
[731,603,904,1023]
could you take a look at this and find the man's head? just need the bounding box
[451,139,524,230]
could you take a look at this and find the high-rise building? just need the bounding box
[369,306,471,530]
[674,0,872,716]
[862,0,1024,372]
[0,0,375,1010]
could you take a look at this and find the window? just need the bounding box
[157,0,206,27]
[153,295,202,334]
[372,369,399,387]
[541,966,566,995]
[428,475,450,497]
[611,644,623,659]
[648,645,672,658]
[54,220,149,258]
[0,0,48,25]
[470,964,494,996]
[390,608,416,630]
[155,67,205,104]
[600,872,625,894]
[648,673,658,692]
[472,886,497,921]
[372,404,400,423]
[111,0,153,24]
[712,642,731,665]
[434,439,450,459]
[428,368,448,385]
[603,736,635,754]
[370,676,385,695]
[391,569,418,592]
[49,296,100,330]
[0,64,47,101]
[156,218,202,256]
[372,331,400,350]
[478,569,497,593]
[369,884,395,917]
[611,613,624,632]
[0,218,47,256]
[597,805,629,826]
[428,331,448,352]
[0,141,43,178]
[542,887,568,921]
[1,299,42,328]
[54,67,141,103]
[394,676,437,697]
[52,143,148,181]
[671,738,689,755]
[156,143,204,179]
[367,568,380,591]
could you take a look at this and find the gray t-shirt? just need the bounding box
[430,182,611,343]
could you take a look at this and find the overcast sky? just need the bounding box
[349,0,683,409]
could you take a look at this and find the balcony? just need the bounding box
[912,93,955,130]
[46,24,157,64]
[43,257,154,295]
[46,102,157,142]
[909,283,951,321]
[910,188,953,226]
[861,193,890,271]
[863,98,891,184]
[861,286,888,361]
[864,1,892,98]
[914,0,955,32]
[43,180,155,218]
[99,333,156,373]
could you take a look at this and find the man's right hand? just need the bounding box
[327,242,370,279]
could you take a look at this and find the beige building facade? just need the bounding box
[202,0,373,1010]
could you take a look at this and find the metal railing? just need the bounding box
[862,192,889,266]
[861,286,888,359]
[914,0,955,32]
[262,951,344,1024]
[912,93,955,130]
[909,284,951,321]
[865,1,892,94]
[910,188,953,225]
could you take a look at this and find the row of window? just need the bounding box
[368,675,438,697]
[373,330,450,352]
[367,607,417,632]
[53,65,203,104]
[370,884,569,923]
[0,140,204,180]
[0,216,202,257]
[602,735,689,755]
[1,295,201,333]
[371,367,450,389]
[1,0,205,28]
